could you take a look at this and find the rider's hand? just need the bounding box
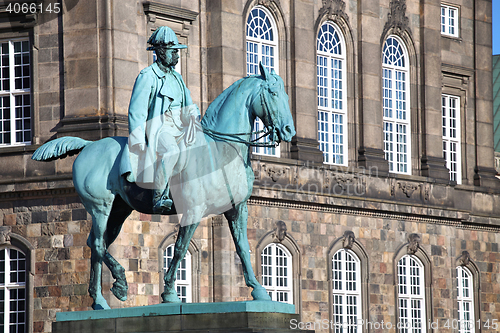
[133,143,146,151]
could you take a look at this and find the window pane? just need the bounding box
[0,39,31,146]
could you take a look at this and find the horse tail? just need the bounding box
[32,136,92,162]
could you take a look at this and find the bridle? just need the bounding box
[201,81,280,148]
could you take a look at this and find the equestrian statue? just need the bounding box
[32,27,296,310]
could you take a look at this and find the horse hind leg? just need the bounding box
[102,197,133,301]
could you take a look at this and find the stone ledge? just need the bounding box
[53,302,311,333]
[56,301,295,322]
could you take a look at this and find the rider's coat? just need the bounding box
[128,62,200,184]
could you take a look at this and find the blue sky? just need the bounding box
[494,1,499,55]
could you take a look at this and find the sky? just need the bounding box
[494,1,499,55]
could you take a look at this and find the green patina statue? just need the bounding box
[32,26,296,310]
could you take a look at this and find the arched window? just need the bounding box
[317,22,347,165]
[246,6,280,156]
[397,255,426,332]
[382,35,410,174]
[0,247,27,332]
[261,243,293,304]
[164,244,192,303]
[456,266,475,333]
[331,249,361,332]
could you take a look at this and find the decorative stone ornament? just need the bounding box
[0,227,11,245]
[342,230,355,249]
[382,0,410,38]
[257,0,281,12]
[457,251,471,266]
[407,233,420,254]
[272,220,287,243]
[319,0,349,23]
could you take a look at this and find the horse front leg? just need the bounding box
[162,210,201,303]
[86,211,112,310]
[225,203,271,301]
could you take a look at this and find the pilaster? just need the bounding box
[419,0,450,181]
[290,0,323,163]
[356,0,389,173]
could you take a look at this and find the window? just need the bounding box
[164,245,192,303]
[442,94,461,183]
[382,36,410,174]
[246,6,280,157]
[457,266,475,333]
[0,247,27,332]
[261,243,293,304]
[331,249,361,332]
[441,4,459,37]
[397,255,426,333]
[317,22,347,165]
[0,39,31,146]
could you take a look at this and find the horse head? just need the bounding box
[252,63,296,143]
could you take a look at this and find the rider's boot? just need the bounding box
[153,187,173,214]
[153,157,174,214]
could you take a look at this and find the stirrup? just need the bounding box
[153,193,173,214]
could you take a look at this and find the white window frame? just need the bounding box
[331,249,362,332]
[442,94,461,184]
[457,266,475,333]
[246,5,280,157]
[397,255,426,333]
[261,243,293,304]
[441,4,459,38]
[0,38,31,147]
[0,247,27,333]
[164,244,192,303]
[317,22,347,166]
[382,35,411,174]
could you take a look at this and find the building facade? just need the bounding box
[494,54,500,171]
[0,0,499,332]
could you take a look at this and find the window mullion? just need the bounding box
[9,41,16,145]
[4,249,10,329]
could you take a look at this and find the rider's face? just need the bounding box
[156,47,179,68]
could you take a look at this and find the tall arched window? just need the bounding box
[164,244,192,303]
[261,243,293,304]
[382,36,410,174]
[0,247,27,332]
[246,6,280,156]
[456,266,475,333]
[397,255,426,332]
[317,22,347,165]
[331,249,361,332]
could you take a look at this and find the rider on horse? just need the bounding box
[128,27,200,214]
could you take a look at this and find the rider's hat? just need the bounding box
[147,26,187,50]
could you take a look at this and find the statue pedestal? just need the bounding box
[53,301,314,333]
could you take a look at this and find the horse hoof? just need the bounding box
[161,290,181,303]
[92,295,111,310]
[251,287,272,301]
[111,281,128,301]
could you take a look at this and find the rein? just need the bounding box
[200,84,280,148]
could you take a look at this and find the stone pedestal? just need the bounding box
[53,301,314,333]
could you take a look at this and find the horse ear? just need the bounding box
[259,62,270,81]
[271,69,276,75]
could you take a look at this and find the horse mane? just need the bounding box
[201,75,259,129]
